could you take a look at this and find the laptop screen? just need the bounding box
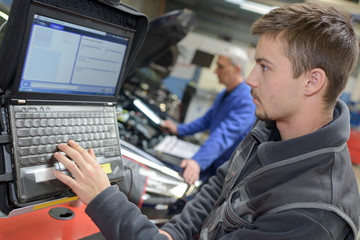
[10,4,134,104]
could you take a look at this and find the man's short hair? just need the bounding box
[219,47,249,69]
[251,2,359,109]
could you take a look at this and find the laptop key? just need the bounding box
[15,120,25,128]
[18,137,33,146]
[17,129,30,137]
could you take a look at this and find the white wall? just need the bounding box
[351,69,360,103]
[171,31,251,93]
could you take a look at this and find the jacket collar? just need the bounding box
[219,82,246,99]
[250,100,350,166]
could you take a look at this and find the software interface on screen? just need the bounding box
[18,14,130,96]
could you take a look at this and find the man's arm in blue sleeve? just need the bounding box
[194,97,256,170]
[177,105,214,137]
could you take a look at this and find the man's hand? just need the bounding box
[180,159,200,185]
[159,230,173,240]
[53,140,111,205]
[161,120,178,135]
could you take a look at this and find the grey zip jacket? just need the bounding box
[86,100,360,240]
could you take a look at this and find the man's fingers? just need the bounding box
[68,140,98,163]
[180,160,187,168]
[53,140,111,205]
[53,151,82,180]
[57,141,89,169]
[53,169,77,189]
[88,148,96,159]
[181,161,195,184]
[67,140,92,159]
[180,159,200,185]
[183,167,195,185]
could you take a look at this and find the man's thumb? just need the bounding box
[180,160,187,168]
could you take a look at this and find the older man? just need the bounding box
[161,47,256,185]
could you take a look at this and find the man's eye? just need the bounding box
[261,64,269,71]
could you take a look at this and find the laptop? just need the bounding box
[3,3,133,207]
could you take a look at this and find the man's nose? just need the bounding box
[245,67,259,87]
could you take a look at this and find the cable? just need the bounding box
[95,0,120,6]
[0,20,7,33]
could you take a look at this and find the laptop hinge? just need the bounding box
[17,100,26,104]
[0,173,14,182]
[0,135,10,144]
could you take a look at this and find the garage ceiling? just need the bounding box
[164,0,360,46]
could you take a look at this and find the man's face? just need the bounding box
[214,55,237,86]
[245,35,304,122]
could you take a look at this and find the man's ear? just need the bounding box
[235,65,242,74]
[304,68,327,96]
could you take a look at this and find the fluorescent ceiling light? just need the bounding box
[0,11,8,21]
[225,0,277,15]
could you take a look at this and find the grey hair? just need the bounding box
[219,47,249,75]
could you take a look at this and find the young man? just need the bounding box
[161,47,256,185]
[54,2,360,239]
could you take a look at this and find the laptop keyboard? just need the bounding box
[14,107,118,166]
[9,105,124,203]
